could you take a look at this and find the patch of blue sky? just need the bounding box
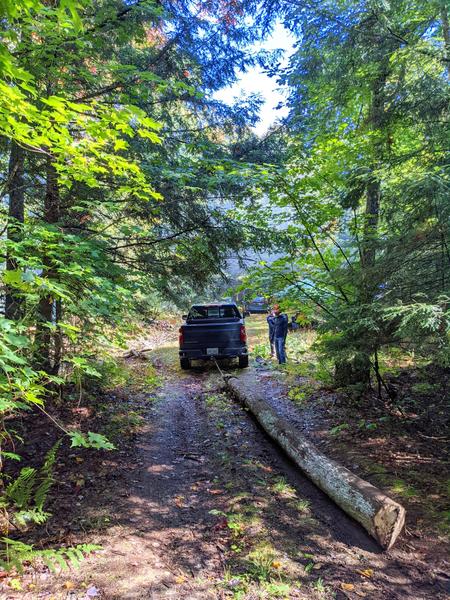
[214,21,295,136]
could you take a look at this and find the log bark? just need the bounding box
[225,374,405,550]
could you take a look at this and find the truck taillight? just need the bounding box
[240,324,247,343]
[179,327,184,345]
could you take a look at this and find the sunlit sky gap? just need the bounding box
[214,22,295,135]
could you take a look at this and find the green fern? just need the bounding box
[5,440,61,525]
[6,467,36,509]
[34,440,61,512]
[0,538,101,573]
[13,509,51,527]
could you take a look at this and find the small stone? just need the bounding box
[86,586,99,597]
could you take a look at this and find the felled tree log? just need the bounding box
[225,374,405,550]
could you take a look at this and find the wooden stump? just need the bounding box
[225,374,405,550]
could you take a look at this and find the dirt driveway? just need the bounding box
[4,319,449,599]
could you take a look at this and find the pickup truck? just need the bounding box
[178,303,248,370]
[244,296,269,315]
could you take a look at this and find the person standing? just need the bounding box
[272,304,288,364]
[267,309,276,357]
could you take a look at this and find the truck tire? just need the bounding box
[238,355,249,368]
[180,358,191,370]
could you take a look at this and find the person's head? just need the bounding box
[273,304,281,315]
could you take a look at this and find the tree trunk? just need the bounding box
[340,62,389,388]
[5,141,25,321]
[34,157,60,374]
[225,373,405,550]
[441,2,450,75]
[361,61,387,277]
[53,299,63,375]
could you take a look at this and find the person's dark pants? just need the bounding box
[274,336,286,364]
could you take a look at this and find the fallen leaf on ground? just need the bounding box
[72,407,92,417]
[175,575,186,584]
[209,489,223,495]
[64,581,75,590]
[8,578,22,591]
[357,568,374,578]
[341,583,355,591]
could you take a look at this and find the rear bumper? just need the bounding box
[179,346,248,360]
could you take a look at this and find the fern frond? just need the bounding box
[13,509,51,527]
[40,440,62,478]
[0,538,101,573]
[34,478,54,513]
[6,467,36,509]
[34,440,62,512]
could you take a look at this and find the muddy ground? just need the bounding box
[1,317,449,599]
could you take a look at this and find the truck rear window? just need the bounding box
[188,305,240,319]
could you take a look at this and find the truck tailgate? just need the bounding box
[182,322,241,348]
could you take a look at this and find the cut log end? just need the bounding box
[374,501,406,550]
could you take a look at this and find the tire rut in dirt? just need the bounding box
[124,373,228,596]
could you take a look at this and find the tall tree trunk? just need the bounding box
[335,62,389,389]
[441,1,450,74]
[361,65,387,284]
[359,66,388,385]
[34,157,60,375]
[360,63,389,383]
[5,141,25,321]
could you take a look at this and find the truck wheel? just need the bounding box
[180,358,191,370]
[238,355,249,368]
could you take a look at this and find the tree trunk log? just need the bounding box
[224,374,405,550]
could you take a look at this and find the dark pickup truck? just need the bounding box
[178,303,248,370]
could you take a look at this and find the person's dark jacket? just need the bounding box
[273,314,288,339]
[267,315,275,342]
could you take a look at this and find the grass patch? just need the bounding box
[294,499,311,514]
[104,410,145,441]
[204,392,230,411]
[271,477,297,498]
[287,383,317,406]
[391,478,419,499]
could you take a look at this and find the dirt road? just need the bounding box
[58,353,446,599]
[8,319,448,599]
